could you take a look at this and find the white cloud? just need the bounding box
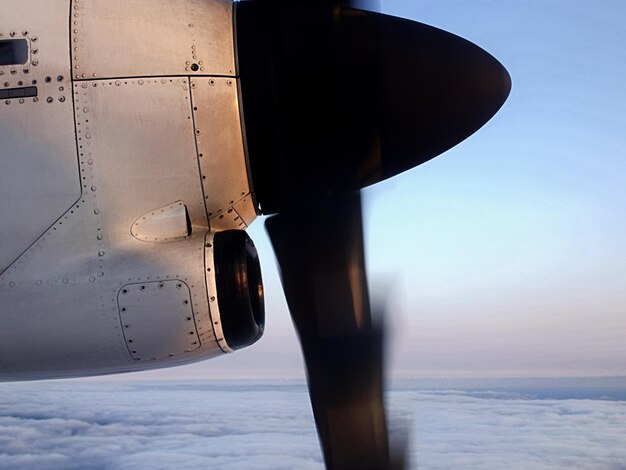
[392,389,626,469]
[1,380,626,469]
[0,381,323,470]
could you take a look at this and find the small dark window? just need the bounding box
[0,39,29,66]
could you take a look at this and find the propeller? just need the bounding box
[235,1,511,468]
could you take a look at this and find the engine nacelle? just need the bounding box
[0,0,263,381]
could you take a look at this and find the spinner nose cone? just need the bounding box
[376,15,512,181]
[235,4,512,213]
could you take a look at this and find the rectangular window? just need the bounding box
[0,39,29,66]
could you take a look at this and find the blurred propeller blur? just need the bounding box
[236,1,511,467]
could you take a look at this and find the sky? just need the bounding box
[149,0,626,381]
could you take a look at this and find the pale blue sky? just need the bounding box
[133,1,626,380]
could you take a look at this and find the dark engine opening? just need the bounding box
[213,230,265,350]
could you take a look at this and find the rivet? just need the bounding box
[33,97,38,102]
[35,280,42,286]
[62,278,69,284]
[32,60,39,66]
[90,185,97,191]
[210,296,215,302]
[89,276,96,282]
[10,69,16,75]
[93,209,100,214]
[87,158,94,165]
[209,79,215,86]
[97,272,104,277]
[23,68,30,74]
[97,234,103,240]
[83,107,90,113]
[59,96,66,102]
[46,97,53,103]
[98,251,105,256]
[18,98,24,104]
[9,31,16,37]
[115,80,121,86]
[57,75,64,82]
[138,79,144,85]
[32,48,38,54]
[32,36,38,42]
[22,30,29,36]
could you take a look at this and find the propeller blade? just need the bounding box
[237,2,512,467]
[266,193,392,469]
[236,2,511,214]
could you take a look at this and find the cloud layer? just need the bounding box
[1,380,626,469]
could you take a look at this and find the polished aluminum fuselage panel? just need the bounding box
[0,0,256,380]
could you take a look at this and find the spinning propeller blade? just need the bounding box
[235,1,511,467]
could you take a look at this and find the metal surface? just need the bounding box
[191,77,256,231]
[72,0,235,80]
[132,200,191,243]
[118,280,201,362]
[204,232,233,353]
[0,0,78,274]
[0,1,262,381]
[0,75,236,379]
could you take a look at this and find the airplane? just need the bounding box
[0,0,510,468]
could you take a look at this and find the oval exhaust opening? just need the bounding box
[212,230,265,350]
